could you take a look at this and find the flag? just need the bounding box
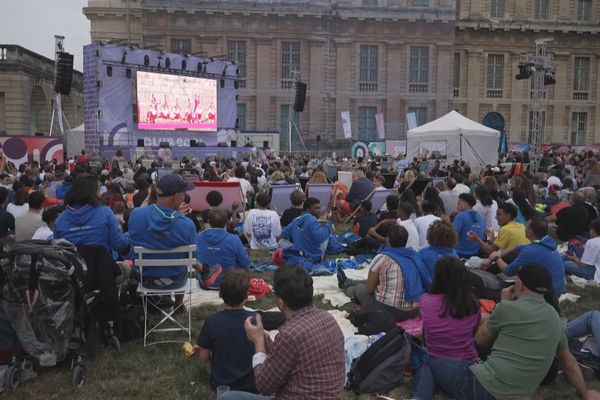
[407,112,417,130]
[56,93,64,134]
[376,112,385,139]
[341,111,352,139]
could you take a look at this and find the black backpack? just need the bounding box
[348,308,395,336]
[569,338,600,378]
[468,269,507,302]
[347,327,411,394]
[118,304,145,342]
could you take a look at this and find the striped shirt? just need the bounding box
[370,254,419,310]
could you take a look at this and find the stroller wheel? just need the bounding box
[72,364,85,387]
[6,366,20,390]
[109,336,121,353]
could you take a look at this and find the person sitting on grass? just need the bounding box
[453,193,486,259]
[193,269,257,393]
[196,208,250,290]
[244,193,281,250]
[222,264,345,400]
[564,218,600,282]
[467,202,530,257]
[339,225,431,322]
[279,197,333,263]
[352,199,378,239]
[418,220,459,279]
[279,189,305,228]
[483,216,566,297]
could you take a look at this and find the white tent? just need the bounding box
[406,110,500,171]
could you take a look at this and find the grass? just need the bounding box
[6,249,600,399]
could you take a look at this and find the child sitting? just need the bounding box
[193,269,257,393]
[353,200,378,239]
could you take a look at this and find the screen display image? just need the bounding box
[137,71,217,131]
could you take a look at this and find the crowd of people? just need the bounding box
[2,147,600,399]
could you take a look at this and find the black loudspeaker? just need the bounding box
[231,140,237,147]
[159,141,170,148]
[217,142,228,147]
[293,81,307,112]
[35,132,44,137]
[54,52,74,95]
[220,79,225,88]
[190,140,197,147]
[137,139,145,147]
[316,135,321,142]
[126,68,132,79]
[263,141,269,148]
[197,141,206,147]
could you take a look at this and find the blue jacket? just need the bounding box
[505,235,566,296]
[453,209,486,258]
[196,228,250,286]
[418,246,459,278]
[128,204,197,277]
[346,177,374,210]
[281,212,331,262]
[54,204,129,258]
[56,182,71,199]
[380,246,431,302]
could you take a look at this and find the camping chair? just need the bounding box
[326,165,340,182]
[306,183,334,216]
[188,181,246,215]
[343,188,396,223]
[298,176,309,192]
[337,171,353,190]
[134,245,196,347]
[382,173,397,189]
[270,184,300,216]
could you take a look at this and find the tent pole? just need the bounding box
[459,133,463,160]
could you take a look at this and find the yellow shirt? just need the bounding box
[494,221,530,250]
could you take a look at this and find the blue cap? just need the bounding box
[156,174,194,197]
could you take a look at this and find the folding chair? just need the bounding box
[134,245,197,347]
[188,181,246,213]
[337,171,353,189]
[270,184,299,216]
[306,183,334,216]
[343,188,396,223]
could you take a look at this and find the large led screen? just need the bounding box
[137,71,217,131]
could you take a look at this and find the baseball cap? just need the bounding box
[156,174,194,197]
[517,263,553,294]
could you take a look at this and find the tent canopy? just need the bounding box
[406,110,500,170]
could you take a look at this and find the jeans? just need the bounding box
[411,358,495,400]
[220,392,271,400]
[566,311,600,350]
[564,260,596,280]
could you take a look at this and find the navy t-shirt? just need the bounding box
[196,308,257,392]
[355,213,378,238]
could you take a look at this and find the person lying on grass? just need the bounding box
[193,268,258,393]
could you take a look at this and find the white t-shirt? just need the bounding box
[7,203,29,218]
[228,177,254,197]
[473,200,499,231]
[397,218,420,250]
[581,236,600,283]
[32,225,53,240]
[414,214,440,248]
[244,209,281,250]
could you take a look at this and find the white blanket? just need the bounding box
[313,268,370,307]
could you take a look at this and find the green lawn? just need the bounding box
[6,276,600,400]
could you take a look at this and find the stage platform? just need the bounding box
[99,145,266,162]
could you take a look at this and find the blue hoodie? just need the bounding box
[505,235,566,296]
[380,247,432,302]
[418,246,459,278]
[128,204,197,278]
[196,228,250,286]
[54,204,129,258]
[281,212,332,262]
[453,209,486,258]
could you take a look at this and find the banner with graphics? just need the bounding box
[368,141,386,156]
[386,140,407,157]
[0,136,64,165]
[351,141,368,158]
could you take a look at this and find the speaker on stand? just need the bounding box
[230,140,237,148]
[263,141,269,149]
[54,52,74,95]
[293,81,307,112]
[316,135,321,155]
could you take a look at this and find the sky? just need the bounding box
[0,0,89,71]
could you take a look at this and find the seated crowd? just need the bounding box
[2,148,600,399]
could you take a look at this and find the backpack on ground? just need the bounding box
[347,327,411,394]
[118,304,145,342]
[348,308,395,336]
[569,338,600,378]
[468,269,507,302]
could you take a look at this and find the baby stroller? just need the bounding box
[0,240,119,387]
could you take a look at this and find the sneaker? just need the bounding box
[201,264,223,288]
[336,264,347,289]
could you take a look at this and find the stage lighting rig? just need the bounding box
[515,62,533,80]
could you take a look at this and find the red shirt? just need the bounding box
[254,306,345,399]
